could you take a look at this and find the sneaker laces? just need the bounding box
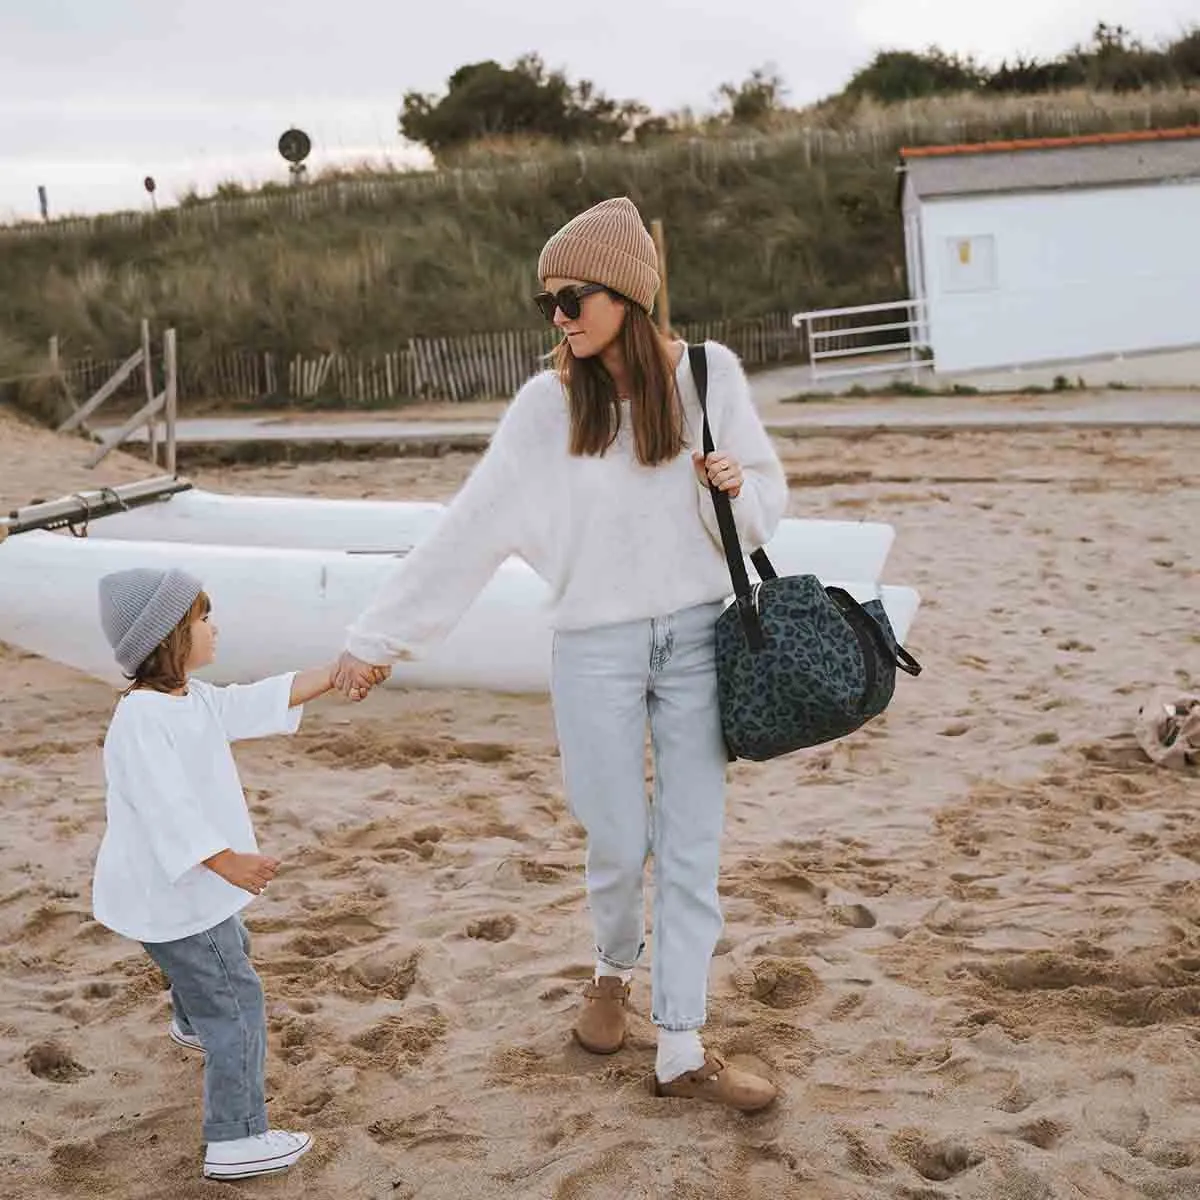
[260,1130,303,1152]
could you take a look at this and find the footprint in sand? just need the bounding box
[830,903,877,929]
[970,950,1200,1027]
[1082,1070,1149,1151]
[521,859,568,883]
[467,914,518,942]
[830,992,866,1020]
[1138,1139,1195,1169]
[293,1086,333,1116]
[889,1130,983,1182]
[838,1127,892,1178]
[274,1017,317,1065]
[367,1106,479,1149]
[351,1006,448,1069]
[342,950,420,1000]
[751,932,814,960]
[1013,1117,1067,1149]
[490,857,569,886]
[49,1140,104,1172]
[540,1112,596,1150]
[285,931,353,959]
[732,958,820,1010]
[303,726,514,769]
[754,864,827,898]
[996,1079,1039,1114]
[25,1041,91,1082]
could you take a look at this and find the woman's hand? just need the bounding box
[693,451,743,499]
[332,651,391,701]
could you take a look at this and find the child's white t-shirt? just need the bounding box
[92,674,301,943]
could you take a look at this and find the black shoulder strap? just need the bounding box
[689,344,778,590]
[690,344,922,675]
[689,343,772,649]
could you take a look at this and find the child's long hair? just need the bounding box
[122,591,211,695]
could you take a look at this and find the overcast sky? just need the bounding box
[0,0,1194,221]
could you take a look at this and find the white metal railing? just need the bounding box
[791,299,931,384]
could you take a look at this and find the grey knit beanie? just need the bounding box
[98,568,204,674]
[538,197,660,312]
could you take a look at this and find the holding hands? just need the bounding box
[332,652,391,702]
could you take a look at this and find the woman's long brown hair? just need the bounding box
[122,591,211,695]
[554,300,684,466]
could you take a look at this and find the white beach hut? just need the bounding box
[898,126,1200,374]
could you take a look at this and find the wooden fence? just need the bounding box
[59,312,802,406]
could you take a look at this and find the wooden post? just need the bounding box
[163,328,178,475]
[47,333,80,414]
[85,390,167,468]
[57,347,144,433]
[141,319,158,466]
[651,218,670,336]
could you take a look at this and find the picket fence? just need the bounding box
[60,312,801,406]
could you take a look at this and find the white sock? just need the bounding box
[656,1028,705,1082]
[594,960,633,984]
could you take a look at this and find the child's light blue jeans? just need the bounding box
[551,600,728,1031]
[143,914,268,1143]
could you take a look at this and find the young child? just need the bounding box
[91,567,386,1181]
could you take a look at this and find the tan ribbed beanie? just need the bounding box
[538,197,660,312]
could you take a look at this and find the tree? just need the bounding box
[399,54,644,159]
[984,54,1084,94]
[718,66,788,125]
[1165,27,1200,81]
[843,49,984,102]
[1068,22,1169,91]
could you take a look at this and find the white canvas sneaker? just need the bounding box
[167,1019,205,1053]
[203,1129,313,1180]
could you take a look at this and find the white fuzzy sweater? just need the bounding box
[345,341,788,664]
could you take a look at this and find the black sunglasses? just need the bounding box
[533,283,609,322]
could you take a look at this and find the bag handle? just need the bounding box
[827,587,923,679]
[689,344,922,677]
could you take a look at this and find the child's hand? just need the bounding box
[203,849,280,896]
[333,652,392,702]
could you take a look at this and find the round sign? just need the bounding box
[144,176,157,194]
[278,128,312,165]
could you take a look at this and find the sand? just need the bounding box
[2,403,1199,1199]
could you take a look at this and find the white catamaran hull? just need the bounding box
[83,489,899,585]
[0,531,920,693]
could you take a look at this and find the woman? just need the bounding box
[337,197,787,1111]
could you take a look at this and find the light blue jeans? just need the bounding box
[143,914,268,1143]
[551,600,728,1031]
